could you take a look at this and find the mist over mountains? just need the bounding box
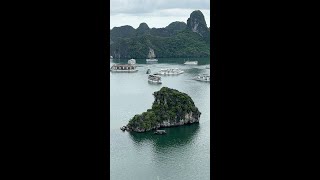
[110,10,210,59]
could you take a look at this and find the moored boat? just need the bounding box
[146,58,158,62]
[193,74,210,82]
[155,68,184,75]
[154,130,166,135]
[120,126,126,131]
[148,74,162,84]
[146,69,151,74]
[110,64,138,72]
[128,59,136,65]
[184,60,198,65]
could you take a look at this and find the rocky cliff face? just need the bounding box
[126,87,201,132]
[186,10,209,37]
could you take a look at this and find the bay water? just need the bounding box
[110,58,210,180]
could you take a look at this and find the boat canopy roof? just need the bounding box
[112,64,135,67]
[149,74,161,78]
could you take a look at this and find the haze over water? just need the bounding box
[110,58,210,180]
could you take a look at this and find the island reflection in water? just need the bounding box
[128,123,200,149]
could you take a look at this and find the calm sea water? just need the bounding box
[110,58,210,180]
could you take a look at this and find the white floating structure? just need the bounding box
[184,60,198,65]
[110,64,138,72]
[155,68,184,75]
[193,74,210,82]
[128,59,136,65]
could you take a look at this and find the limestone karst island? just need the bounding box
[110,10,210,59]
[121,87,201,133]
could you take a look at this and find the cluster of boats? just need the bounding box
[110,57,210,83]
[146,68,184,84]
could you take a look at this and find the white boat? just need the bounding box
[184,60,198,65]
[110,56,113,59]
[146,48,158,62]
[146,59,158,62]
[148,74,162,84]
[154,130,166,134]
[128,59,136,65]
[193,74,210,82]
[110,64,138,72]
[155,68,184,75]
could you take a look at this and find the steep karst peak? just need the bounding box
[186,10,208,36]
[137,22,150,30]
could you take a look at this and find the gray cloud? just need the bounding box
[111,0,210,15]
[110,0,210,29]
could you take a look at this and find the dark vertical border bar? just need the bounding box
[101,0,110,174]
[211,0,216,179]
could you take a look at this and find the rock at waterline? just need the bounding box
[126,87,201,132]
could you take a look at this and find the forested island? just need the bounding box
[125,87,201,132]
[110,10,210,58]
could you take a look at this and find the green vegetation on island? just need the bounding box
[127,87,201,132]
[110,10,210,59]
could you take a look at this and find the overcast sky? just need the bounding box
[110,0,210,29]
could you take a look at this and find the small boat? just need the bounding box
[128,59,136,65]
[148,74,162,84]
[146,59,158,62]
[156,68,184,75]
[146,69,151,74]
[110,56,113,60]
[184,60,198,65]
[110,64,138,72]
[193,74,210,82]
[146,48,158,62]
[154,130,166,135]
[120,126,127,131]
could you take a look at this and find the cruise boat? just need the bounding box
[110,64,138,72]
[148,74,162,84]
[155,68,184,75]
[146,48,158,62]
[184,60,198,65]
[128,59,136,65]
[193,74,210,82]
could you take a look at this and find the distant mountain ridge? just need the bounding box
[110,10,210,59]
